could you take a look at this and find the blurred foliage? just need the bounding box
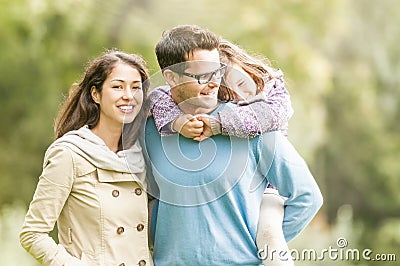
[0,0,399,264]
[0,202,37,265]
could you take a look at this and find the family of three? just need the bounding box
[20,25,323,265]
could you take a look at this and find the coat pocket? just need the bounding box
[64,252,90,266]
[68,227,73,244]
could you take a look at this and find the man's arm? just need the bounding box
[258,131,323,242]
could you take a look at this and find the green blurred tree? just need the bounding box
[0,0,399,258]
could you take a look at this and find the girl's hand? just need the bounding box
[173,114,204,139]
[193,115,213,142]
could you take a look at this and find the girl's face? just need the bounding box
[224,63,257,100]
[92,62,144,129]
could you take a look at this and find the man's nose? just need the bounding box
[208,73,222,86]
[207,80,220,89]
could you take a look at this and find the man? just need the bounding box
[143,24,323,265]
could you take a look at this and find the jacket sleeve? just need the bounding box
[19,146,85,265]
[217,78,294,138]
[148,87,184,136]
[258,131,323,242]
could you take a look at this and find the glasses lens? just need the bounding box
[198,73,212,84]
[215,65,227,79]
[198,65,226,84]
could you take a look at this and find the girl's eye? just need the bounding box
[113,85,123,89]
[237,81,245,89]
[131,86,142,91]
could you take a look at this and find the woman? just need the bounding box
[20,49,152,266]
[148,40,294,265]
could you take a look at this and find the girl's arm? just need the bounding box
[149,78,293,140]
[213,78,294,138]
[148,86,184,136]
[148,86,204,138]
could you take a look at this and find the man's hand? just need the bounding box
[172,114,204,139]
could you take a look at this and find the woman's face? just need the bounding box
[224,63,257,100]
[92,62,144,129]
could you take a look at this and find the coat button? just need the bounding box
[135,187,142,196]
[112,190,120,197]
[138,260,146,266]
[117,226,124,234]
[136,224,144,232]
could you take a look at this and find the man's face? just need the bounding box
[171,48,222,113]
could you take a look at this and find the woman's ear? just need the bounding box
[163,70,179,88]
[91,86,100,103]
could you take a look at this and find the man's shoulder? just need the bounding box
[144,116,157,134]
[255,131,293,158]
[211,101,236,114]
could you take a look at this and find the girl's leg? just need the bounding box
[256,188,293,266]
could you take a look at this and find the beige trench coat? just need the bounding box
[20,145,153,266]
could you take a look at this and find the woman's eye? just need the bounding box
[131,85,142,91]
[113,84,124,89]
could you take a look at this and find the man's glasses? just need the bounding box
[174,64,227,84]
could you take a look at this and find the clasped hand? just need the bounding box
[172,114,213,141]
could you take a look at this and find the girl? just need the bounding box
[20,50,152,266]
[148,40,294,265]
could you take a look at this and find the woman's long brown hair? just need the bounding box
[54,49,149,145]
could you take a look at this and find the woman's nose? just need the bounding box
[123,88,134,99]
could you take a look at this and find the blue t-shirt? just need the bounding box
[144,103,322,266]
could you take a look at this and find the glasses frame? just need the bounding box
[174,64,227,84]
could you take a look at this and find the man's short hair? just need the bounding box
[155,24,221,71]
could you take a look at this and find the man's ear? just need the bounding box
[91,86,100,103]
[163,69,179,87]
